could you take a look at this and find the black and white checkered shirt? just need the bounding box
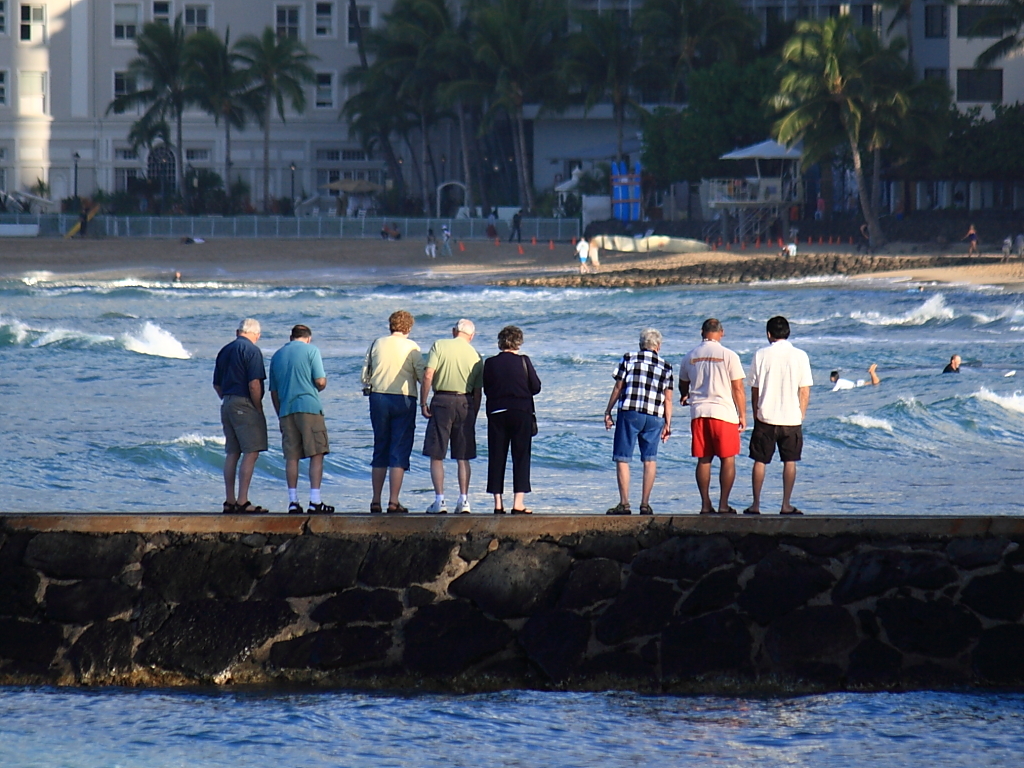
[613,349,674,418]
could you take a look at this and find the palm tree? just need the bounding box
[107,15,193,196]
[973,0,1024,67]
[772,16,913,248]
[186,29,252,187]
[234,27,316,212]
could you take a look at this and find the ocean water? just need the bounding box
[1,274,1022,514]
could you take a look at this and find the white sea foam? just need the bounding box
[840,414,894,431]
[850,294,955,326]
[0,317,36,345]
[31,328,115,347]
[121,322,191,359]
[168,433,226,447]
[973,387,1024,414]
[1006,371,1017,377]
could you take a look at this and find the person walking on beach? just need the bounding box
[425,228,437,259]
[679,318,746,515]
[963,224,979,256]
[421,319,484,514]
[943,354,962,373]
[484,325,542,515]
[604,328,674,515]
[830,363,880,391]
[508,210,522,243]
[269,324,334,514]
[440,225,454,257]
[213,318,269,514]
[745,316,812,516]
[577,237,591,274]
[362,310,425,514]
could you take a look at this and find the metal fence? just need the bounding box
[0,213,580,241]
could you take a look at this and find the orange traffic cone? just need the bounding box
[459,240,466,252]
[517,244,525,255]
[778,238,784,248]
[549,240,555,250]
[849,235,854,245]
[571,237,577,246]
[755,236,761,248]
[494,238,500,246]
[531,236,537,245]
[818,236,823,245]
[741,240,746,249]
[828,235,834,244]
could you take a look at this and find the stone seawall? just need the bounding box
[2,515,1024,692]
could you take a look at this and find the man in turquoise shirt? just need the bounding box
[269,324,334,514]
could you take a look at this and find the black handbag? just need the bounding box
[521,356,538,436]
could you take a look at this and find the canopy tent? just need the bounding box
[720,139,802,161]
[320,179,385,194]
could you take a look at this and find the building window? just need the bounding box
[924,5,947,38]
[347,4,370,44]
[115,148,138,160]
[0,169,6,192]
[114,4,139,39]
[184,5,208,34]
[19,70,47,114]
[148,145,177,191]
[854,4,879,30]
[0,1,6,34]
[315,2,333,35]
[924,68,948,82]
[317,168,340,195]
[957,68,1002,102]
[114,71,137,98]
[342,149,366,161]
[185,148,210,161]
[0,71,6,106]
[20,4,44,42]
[276,5,300,38]
[957,6,1003,38]
[115,168,139,193]
[315,73,333,108]
[316,148,340,161]
[152,1,170,23]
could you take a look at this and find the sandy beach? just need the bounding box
[2,236,1023,288]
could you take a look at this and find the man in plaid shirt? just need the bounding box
[603,328,674,515]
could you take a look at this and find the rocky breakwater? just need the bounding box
[498,254,987,288]
[2,515,1024,692]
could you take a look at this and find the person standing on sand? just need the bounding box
[421,319,484,514]
[679,318,746,515]
[425,228,437,259]
[509,210,522,243]
[213,318,269,514]
[830,364,881,391]
[440,225,454,257]
[604,328,674,516]
[577,237,591,273]
[269,324,334,514]
[943,354,962,373]
[963,224,979,256]
[745,316,812,516]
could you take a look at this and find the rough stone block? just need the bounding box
[573,533,640,563]
[458,536,493,563]
[946,538,1009,569]
[138,599,296,677]
[407,586,436,607]
[45,580,137,624]
[972,625,1024,683]
[449,541,572,618]
[876,597,981,658]
[143,541,270,603]
[0,532,33,570]
[269,626,392,670]
[254,537,369,598]
[67,620,135,678]
[0,566,41,618]
[24,533,142,580]
[519,610,591,681]
[576,650,656,680]
[557,558,621,610]
[677,566,743,617]
[781,534,859,558]
[734,534,778,564]
[961,571,1024,621]
[764,605,859,671]
[846,638,903,686]
[0,618,63,665]
[310,588,403,625]
[662,609,753,678]
[594,576,679,645]
[832,550,958,604]
[630,535,735,582]
[359,538,454,587]
[135,587,170,637]
[738,551,835,624]
[402,600,513,675]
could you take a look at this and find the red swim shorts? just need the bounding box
[691,417,741,458]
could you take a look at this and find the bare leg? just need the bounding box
[388,467,405,506]
[718,456,736,512]
[223,451,240,504]
[430,459,445,495]
[512,491,526,510]
[457,459,471,496]
[309,454,324,490]
[616,461,630,506]
[750,461,766,512]
[781,461,798,512]
[493,493,504,510]
[641,460,657,506]
[286,458,299,489]
[371,467,386,506]
[236,451,259,505]
[695,457,714,512]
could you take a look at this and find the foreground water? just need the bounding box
[1,687,1023,767]
[1,273,1022,514]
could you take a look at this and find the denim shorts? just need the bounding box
[369,393,417,469]
[612,409,663,462]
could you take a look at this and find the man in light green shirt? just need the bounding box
[420,319,483,514]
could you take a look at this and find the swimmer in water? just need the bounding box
[830,363,880,391]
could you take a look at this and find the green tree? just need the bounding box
[234,27,316,212]
[107,15,194,196]
[972,0,1024,67]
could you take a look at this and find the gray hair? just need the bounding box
[455,318,476,336]
[238,318,261,335]
[639,327,662,351]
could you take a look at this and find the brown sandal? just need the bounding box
[386,502,409,514]
[511,508,532,515]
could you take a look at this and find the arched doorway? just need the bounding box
[147,145,177,193]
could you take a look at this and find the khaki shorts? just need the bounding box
[221,396,268,455]
[280,411,330,460]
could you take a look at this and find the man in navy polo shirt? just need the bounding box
[213,318,269,514]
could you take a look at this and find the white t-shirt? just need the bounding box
[748,339,813,426]
[831,378,866,391]
[576,240,589,261]
[679,339,745,424]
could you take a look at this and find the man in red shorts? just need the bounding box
[679,318,746,514]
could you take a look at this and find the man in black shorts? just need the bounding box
[745,316,813,515]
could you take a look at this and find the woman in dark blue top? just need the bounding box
[483,326,542,514]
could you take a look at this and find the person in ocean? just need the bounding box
[213,318,269,514]
[830,363,881,391]
[943,354,962,373]
[963,225,979,256]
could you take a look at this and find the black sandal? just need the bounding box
[370,502,383,514]
[288,501,303,515]
[511,508,532,515]
[222,501,237,514]
[493,508,506,514]
[235,502,269,514]
[307,502,335,515]
[386,503,409,514]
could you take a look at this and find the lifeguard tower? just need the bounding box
[705,140,804,243]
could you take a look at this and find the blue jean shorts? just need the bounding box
[612,409,663,463]
[369,393,417,469]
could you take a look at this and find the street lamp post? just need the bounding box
[290,163,296,214]
[73,152,80,201]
